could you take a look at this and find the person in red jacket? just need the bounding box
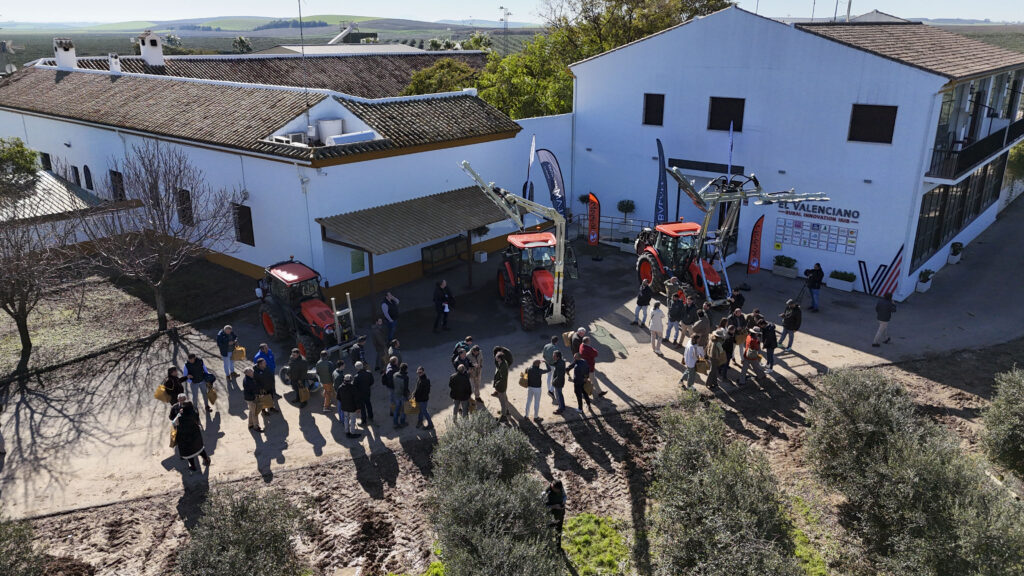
[578,337,607,397]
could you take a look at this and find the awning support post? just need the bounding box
[367,252,377,319]
[466,230,474,289]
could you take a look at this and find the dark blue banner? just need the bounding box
[536,149,568,219]
[655,138,668,224]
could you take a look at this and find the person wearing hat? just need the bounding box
[337,373,362,439]
[779,299,802,352]
[286,348,310,407]
[739,326,766,386]
[706,329,729,388]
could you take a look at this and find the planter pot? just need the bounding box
[773,266,799,279]
[916,280,932,293]
[829,279,854,292]
[947,252,961,264]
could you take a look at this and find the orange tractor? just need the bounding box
[497,232,577,330]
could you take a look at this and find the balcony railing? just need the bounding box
[928,117,1024,180]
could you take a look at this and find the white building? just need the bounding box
[0,39,572,299]
[570,7,1024,299]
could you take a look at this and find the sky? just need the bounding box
[0,0,1019,24]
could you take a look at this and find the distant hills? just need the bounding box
[436,19,541,29]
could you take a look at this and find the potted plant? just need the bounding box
[828,270,856,292]
[948,242,963,264]
[616,199,636,222]
[772,255,798,278]
[916,269,934,293]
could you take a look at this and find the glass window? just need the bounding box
[708,97,745,132]
[643,93,665,126]
[527,245,555,268]
[39,152,52,171]
[849,104,898,143]
[232,203,254,246]
[71,166,81,186]
[109,170,125,201]
[175,189,193,226]
[351,250,366,274]
[83,165,93,190]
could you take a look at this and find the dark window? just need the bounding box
[39,152,52,171]
[83,165,93,190]
[708,97,745,132]
[848,104,898,143]
[175,189,194,226]
[150,39,158,47]
[643,93,665,126]
[71,166,81,186]
[233,203,255,246]
[109,170,125,201]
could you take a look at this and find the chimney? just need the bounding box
[108,53,122,74]
[137,30,164,67]
[53,38,77,69]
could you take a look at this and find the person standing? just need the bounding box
[392,363,411,428]
[337,374,362,439]
[315,350,336,413]
[690,309,711,349]
[413,366,433,430]
[467,345,484,402]
[170,393,210,473]
[525,359,549,423]
[449,364,472,422]
[631,279,653,327]
[542,336,560,397]
[739,327,767,386]
[706,329,728,388]
[349,335,368,372]
[804,263,824,312]
[543,480,567,546]
[254,357,279,414]
[354,361,375,426]
[332,360,348,428]
[182,353,214,413]
[162,367,186,403]
[383,355,399,415]
[550,350,567,415]
[778,299,802,351]
[649,302,665,355]
[721,326,736,384]
[493,350,511,421]
[873,293,897,347]
[242,367,262,432]
[433,279,454,333]
[570,352,593,413]
[666,293,685,346]
[664,276,682,300]
[371,318,388,373]
[388,339,403,368]
[381,291,401,341]
[253,343,278,398]
[681,337,704,389]
[285,348,309,408]
[215,325,239,381]
[579,337,606,396]
[570,327,587,357]
[726,288,745,313]
[727,308,748,363]
[759,319,779,372]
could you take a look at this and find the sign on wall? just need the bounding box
[772,201,862,255]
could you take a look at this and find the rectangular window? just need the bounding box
[232,203,254,246]
[643,93,665,126]
[175,189,193,226]
[848,104,898,143]
[71,166,81,186]
[350,250,366,274]
[109,170,125,201]
[39,152,52,171]
[708,97,745,132]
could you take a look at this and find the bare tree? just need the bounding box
[80,141,241,331]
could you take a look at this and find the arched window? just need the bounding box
[83,165,93,190]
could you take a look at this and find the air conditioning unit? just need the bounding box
[327,130,376,146]
[284,132,308,144]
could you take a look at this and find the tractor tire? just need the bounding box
[520,293,538,331]
[296,334,318,360]
[561,294,576,326]
[260,303,289,342]
[637,253,664,293]
[496,269,515,306]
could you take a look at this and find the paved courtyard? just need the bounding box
[2,197,1023,519]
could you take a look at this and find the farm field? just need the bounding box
[939,24,1024,53]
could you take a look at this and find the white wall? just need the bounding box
[571,7,947,300]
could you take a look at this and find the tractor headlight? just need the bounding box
[324,325,335,334]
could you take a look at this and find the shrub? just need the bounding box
[918,269,934,282]
[563,513,630,575]
[177,487,304,576]
[0,517,44,576]
[774,255,796,268]
[982,367,1024,474]
[651,392,801,576]
[950,241,964,256]
[428,412,561,576]
[828,270,856,282]
[616,199,636,221]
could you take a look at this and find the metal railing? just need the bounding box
[928,117,1024,180]
[571,214,655,244]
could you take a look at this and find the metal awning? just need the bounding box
[315,186,512,255]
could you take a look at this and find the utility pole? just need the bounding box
[499,5,512,54]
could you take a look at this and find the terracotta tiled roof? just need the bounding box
[47,52,488,98]
[316,186,511,254]
[0,67,324,159]
[796,22,1024,80]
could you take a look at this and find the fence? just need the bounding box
[570,213,655,244]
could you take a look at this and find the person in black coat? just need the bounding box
[413,366,433,430]
[449,364,472,422]
[803,263,824,312]
[354,362,375,426]
[285,348,310,407]
[170,394,209,472]
[550,350,567,415]
[254,358,279,415]
[242,367,262,432]
[779,299,802,351]
[543,480,567,546]
[433,280,454,333]
[570,353,593,413]
[758,319,779,372]
[337,374,362,438]
[632,279,653,327]
[163,367,185,403]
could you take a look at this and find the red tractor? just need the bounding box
[496,232,578,330]
[635,222,729,305]
[256,259,355,358]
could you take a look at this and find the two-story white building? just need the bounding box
[570,7,1024,299]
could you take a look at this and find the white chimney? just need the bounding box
[137,30,164,67]
[53,38,77,69]
[108,53,122,74]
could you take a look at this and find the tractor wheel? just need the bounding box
[297,334,318,360]
[496,270,515,306]
[260,303,289,342]
[520,293,538,331]
[561,294,576,326]
[637,253,664,292]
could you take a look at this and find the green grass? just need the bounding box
[787,496,828,576]
[79,21,158,32]
[387,560,446,576]
[563,513,631,576]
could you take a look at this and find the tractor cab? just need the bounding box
[507,232,557,273]
[636,220,726,303]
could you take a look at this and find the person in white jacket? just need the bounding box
[649,302,666,355]
[682,338,705,389]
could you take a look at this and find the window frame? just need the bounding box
[109,170,126,201]
[232,203,255,246]
[70,166,81,186]
[39,152,52,171]
[175,189,194,226]
[848,104,898,144]
[350,250,366,274]
[707,97,746,132]
[642,93,665,126]
[83,165,93,190]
